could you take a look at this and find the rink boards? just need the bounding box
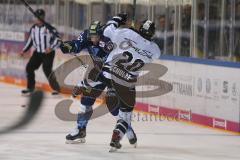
[136,56,240,133]
[0,32,240,133]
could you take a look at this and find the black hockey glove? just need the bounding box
[112,13,128,26]
[60,41,75,53]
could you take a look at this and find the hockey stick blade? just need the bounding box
[0,91,44,135]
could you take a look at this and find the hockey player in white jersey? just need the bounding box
[60,21,138,146]
[99,14,161,152]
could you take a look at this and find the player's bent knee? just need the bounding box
[119,99,134,112]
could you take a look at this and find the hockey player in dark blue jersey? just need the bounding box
[60,21,137,146]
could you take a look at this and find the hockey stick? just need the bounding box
[132,0,137,27]
[0,91,44,134]
[19,0,87,68]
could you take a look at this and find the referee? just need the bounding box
[20,9,60,95]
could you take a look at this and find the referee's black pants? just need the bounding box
[26,50,59,91]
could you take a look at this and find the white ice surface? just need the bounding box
[0,82,239,160]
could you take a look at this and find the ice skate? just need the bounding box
[129,136,137,148]
[128,127,137,148]
[51,90,59,96]
[21,89,34,96]
[109,130,122,152]
[65,128,86,144]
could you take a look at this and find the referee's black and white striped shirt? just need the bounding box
[23,24,60,53]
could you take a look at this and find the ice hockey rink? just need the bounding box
[0,82,239,160]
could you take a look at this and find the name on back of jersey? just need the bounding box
[104,65,137,83]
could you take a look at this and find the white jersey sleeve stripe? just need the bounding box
[23,34,33,52]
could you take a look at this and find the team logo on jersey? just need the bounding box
[100,41,114,53]
[99,41,105,48]
[119,38,153,59]
[77,33,84,42]
[105,41,114,52]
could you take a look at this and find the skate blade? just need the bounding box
[131,142,137,148]
[21,93,31,97]
[65,138,86,144]
[109,147,118,152]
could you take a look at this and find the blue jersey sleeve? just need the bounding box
[72,30,88,53]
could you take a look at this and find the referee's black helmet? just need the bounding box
[35,9,45,19]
